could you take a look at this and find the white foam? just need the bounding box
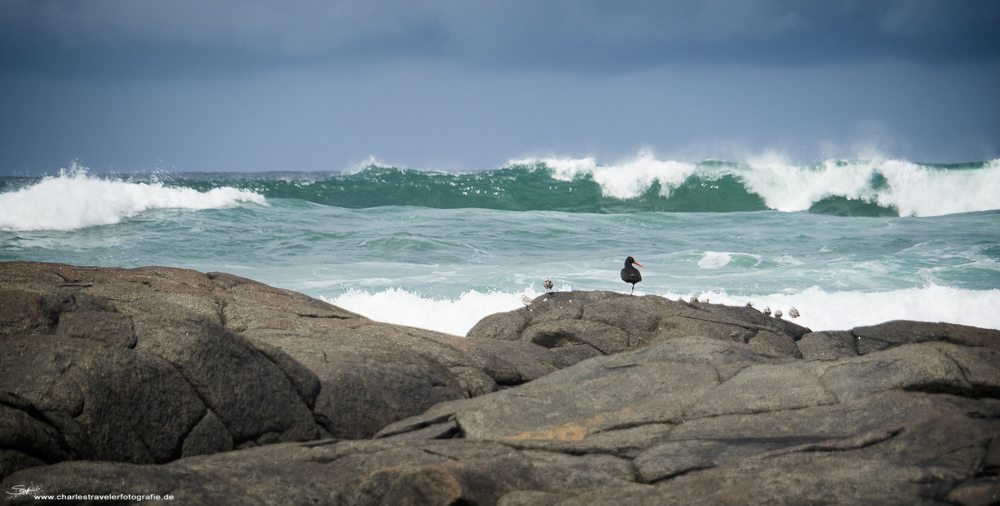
[874,158,1000,217]
[321,284,1000,337]
[689,285,1000,332]
[740,155,1000,216]
[698,251,732,269]
[344,155,399,175]
[531,150,699,199]
[514,152,1000,217]
[0,165,266,232]
[323,287,546,336]
[738,153,880,212]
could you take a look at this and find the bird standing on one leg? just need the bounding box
[621,256,643,295]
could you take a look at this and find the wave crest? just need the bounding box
[0,164,266,232]
[531,152,1000,217]
[13,155,997,219]
[281,153,996,216]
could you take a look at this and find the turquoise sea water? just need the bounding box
[2,156,999,335]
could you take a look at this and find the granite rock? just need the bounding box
[0,262,566,479]
[469,291,810,361]
[3,262,1000,505]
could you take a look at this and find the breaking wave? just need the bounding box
[0,165,265,231]
[154,153,1000,217]
[6,155,998,223]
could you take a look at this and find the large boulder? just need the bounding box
[0,262,566,480]
[0,264,320,481]
[469,291,811,361]
[204,270,568,437]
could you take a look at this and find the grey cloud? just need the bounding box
[1,0,998,78]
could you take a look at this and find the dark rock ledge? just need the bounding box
[2,262,998,505]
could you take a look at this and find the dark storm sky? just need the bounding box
[1,0,998,175]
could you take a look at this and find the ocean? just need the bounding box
[2,154,999,336]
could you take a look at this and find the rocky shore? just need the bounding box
[2,262,998,505]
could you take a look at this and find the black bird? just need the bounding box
[620,256,643,294]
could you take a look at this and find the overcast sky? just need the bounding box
[1,0,999,175]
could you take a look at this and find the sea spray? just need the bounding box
[534,153,1000,217]
[538,151,699,200]
[738,155,1000,216]
[0,165,266,232]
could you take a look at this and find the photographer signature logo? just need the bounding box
[6,483,42,500]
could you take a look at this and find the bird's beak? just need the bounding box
[634,261,643,268]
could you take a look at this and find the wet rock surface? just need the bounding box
[3,262,1000,505]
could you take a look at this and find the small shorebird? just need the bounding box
[775,309,783,319]
[763,306,771,316]
[789,307,800,318]
[543,277,553,291]
[620,257,642,295]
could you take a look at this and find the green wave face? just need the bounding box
[167,164,890,215]
[30,157,996,217]
[169,165,775,213]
